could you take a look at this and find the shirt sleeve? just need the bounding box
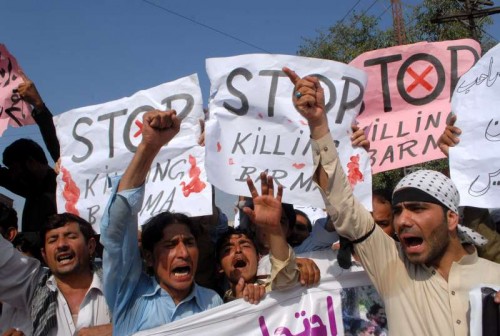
[268,245,299,291]
[100,176,144,315]
[32,104,60,163]
[0,235,42,310]
[310,132,374,240]
[311,132,400,296]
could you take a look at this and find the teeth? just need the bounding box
[174,271,189,276]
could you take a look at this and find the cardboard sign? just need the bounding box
[54,75,212,232]
[351,39,480,173]
[206,54,372,210]
[134,250,385,336]
[450,42,500,208]
[0,44,34,135]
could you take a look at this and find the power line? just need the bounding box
[141,0,271,53]
[339,0,364,24]
[350,0,382,27]
[376,3,393,21]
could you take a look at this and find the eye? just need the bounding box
[392,207,402,215]
[182,237,196,247]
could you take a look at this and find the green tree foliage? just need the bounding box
[298,14,395,64]
[298,0,496,191]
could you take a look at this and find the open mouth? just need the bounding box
[233,259,247,268]
[172,266,191,277]
[404,237,423,247]
[56,253,74,264]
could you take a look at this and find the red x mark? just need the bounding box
[133,119,143,138]
[406,65,434,93]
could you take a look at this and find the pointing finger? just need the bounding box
[283,67,300,85]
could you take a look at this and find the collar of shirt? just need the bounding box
[46,271,104,296]
[142,276,204,311]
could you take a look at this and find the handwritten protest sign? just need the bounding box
[206,54,372,210]
[54,74,212,232]
[450,42,500,208]
[134,250,385,336]
[0,44,34,135]
[350,39,480,173]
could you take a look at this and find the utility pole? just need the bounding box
[431,0,500,40]
[391,0,407,45]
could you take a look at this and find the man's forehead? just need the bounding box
[46,222,80,235]
[161,223,194,240]
[228,233,252,243]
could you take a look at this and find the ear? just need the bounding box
[6,227,18,242]
[447,210,459,231]
[143,250,154,267]
[87,237,97,256]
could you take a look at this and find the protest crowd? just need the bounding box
[1,39,500,336]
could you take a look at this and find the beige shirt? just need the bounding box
[312,132,500,336]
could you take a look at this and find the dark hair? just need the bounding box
[0,203,18,231]
[141,212,200,254]
[40,213,96,244]
[294,209,312,232]
[368,303,383,316]
[3,138,48,167]
[12,233,44,262]
[282,203,296,231]
[215,227,256,262]
[373,188,392,204]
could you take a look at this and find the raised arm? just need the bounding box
[118,110,180,191]
[244,173,288,262]
[17,72,60,162]
[437,114,461,157]
[100,110,180,314]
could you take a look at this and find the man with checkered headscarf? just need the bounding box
[284,67,500,336]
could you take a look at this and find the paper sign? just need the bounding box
[54,74,212,232]
[450,42,500,208]
[0,44,34,135]
[351,39,481,173]
[133,250,385,336]
[206,54,372,210]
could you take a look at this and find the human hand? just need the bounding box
[16,71,44,109]
[243,172,283,235]
[198,118,205,146]
[296,257,320,286]
[234,278,266,304]
[54,158,61,175]
[495,290,500,304]
[140,110,180,152]
[351,124,370,151]
[1,328,25,336]
[77,324,112,336]
[283,67,329,140]
[438,114,461,157]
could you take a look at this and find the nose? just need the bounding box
[176,241,190,259]
[55,237,69,250]
[394,208,413,229]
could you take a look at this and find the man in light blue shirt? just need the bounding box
[100,110,223,336]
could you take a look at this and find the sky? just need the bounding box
[1,0,499,225]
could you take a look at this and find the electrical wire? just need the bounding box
[141,0,271,53]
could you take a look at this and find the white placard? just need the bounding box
[54,74,212,232]
[450,43,500,208]
[205,54,372,210]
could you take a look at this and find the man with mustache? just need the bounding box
[0,212,112,336]
[100,110,223,336]
[283,67,500,335]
